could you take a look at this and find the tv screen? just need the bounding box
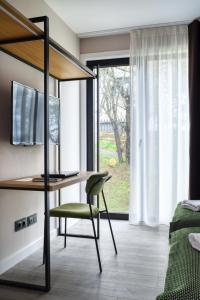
[11,81,60,145]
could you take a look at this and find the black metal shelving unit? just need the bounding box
[0,0,95,292]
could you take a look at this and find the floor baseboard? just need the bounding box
[0,228,57,275]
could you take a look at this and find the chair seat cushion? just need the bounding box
[50,203,99,219]
[170,203,200,234]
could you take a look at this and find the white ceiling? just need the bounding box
[45,0,200,37]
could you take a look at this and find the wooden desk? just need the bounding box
[0,171,94,191]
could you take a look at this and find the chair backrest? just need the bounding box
[85,171,111,196]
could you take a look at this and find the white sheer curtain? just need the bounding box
[129,25,189,226]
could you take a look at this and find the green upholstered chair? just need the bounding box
[47,172,117,272]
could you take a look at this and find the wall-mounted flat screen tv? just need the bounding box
[11,81,60,145]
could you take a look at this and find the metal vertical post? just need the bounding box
[44,16,50,292]
[58,80,61,235]
[86,81,94,170]
[96,65,100,172]
[96,66,100,238]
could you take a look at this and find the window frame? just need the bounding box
[86,57,130,220]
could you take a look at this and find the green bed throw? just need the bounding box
[157,227,200,299]
[169,203,200,234]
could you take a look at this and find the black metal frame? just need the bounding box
[0,6,96,291]
[43,15,50,292]
[86,58,130,220]
[0,16,50,292]
[57,80,62,237]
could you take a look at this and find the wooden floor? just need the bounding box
[0,220,169,300]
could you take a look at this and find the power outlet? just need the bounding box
[27,213,37,227]
[15,218,27,232]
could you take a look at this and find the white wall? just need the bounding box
[60,81,81,206]
[0,0,80,273]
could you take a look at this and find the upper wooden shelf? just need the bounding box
[0,0,95,80]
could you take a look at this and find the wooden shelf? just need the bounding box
[0,0,95,80]
[0,171,94,191]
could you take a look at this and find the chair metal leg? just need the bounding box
[91,215,102,273]
[64,218,67,248]
[88,195,102,272]
[102,190,118,254]
[43,215,46,264]
[97,196,100,239]
[97,212,100,239]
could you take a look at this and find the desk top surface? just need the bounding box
[0,171,94,191]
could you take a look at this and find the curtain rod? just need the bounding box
[79,19,196,39]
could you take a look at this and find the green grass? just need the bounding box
[99,137,130,212]
[99,139,116,152]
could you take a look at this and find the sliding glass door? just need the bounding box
[87,58,130,219]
